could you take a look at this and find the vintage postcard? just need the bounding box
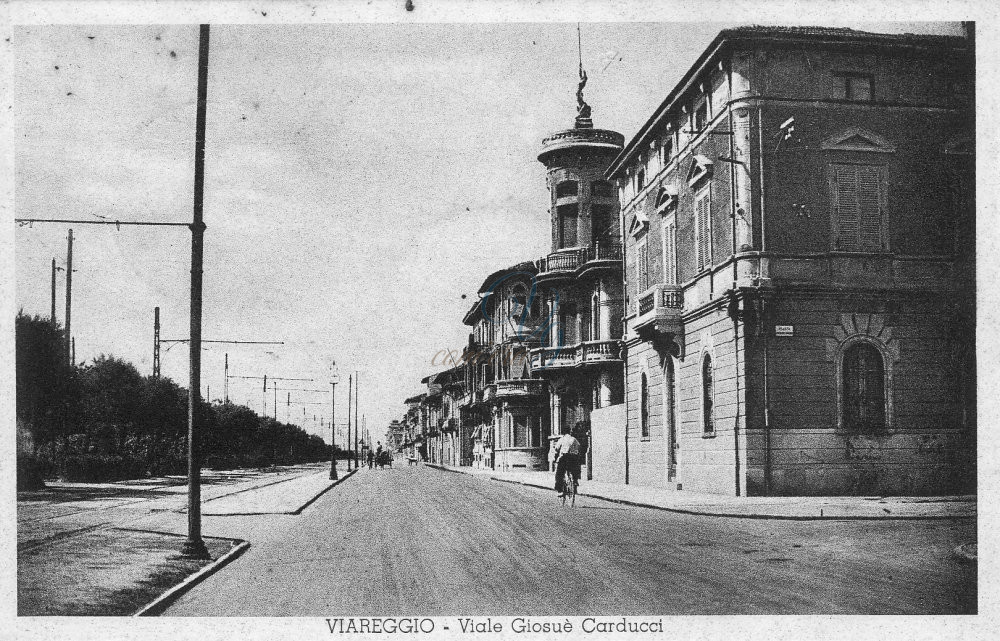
[3,1,992,639]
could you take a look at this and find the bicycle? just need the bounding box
[561,468,577,507]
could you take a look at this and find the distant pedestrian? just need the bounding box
[367,450,374,469]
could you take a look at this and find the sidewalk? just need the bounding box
[426,463,976,520]
[17,463,357,615]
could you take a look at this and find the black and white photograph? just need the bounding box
[3,1,990,638]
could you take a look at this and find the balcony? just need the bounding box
[634,283,684,339]
[536,242,622,281]
[529,346,577,370]
[491,378,547,399]
[528,339,622,373]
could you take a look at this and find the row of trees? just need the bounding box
[16,312,335,488]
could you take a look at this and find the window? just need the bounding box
[839,74,872,102]
[640,373,650,438]
[512,414,527,447]
[694,100,709,132]
[661,136,673,166]
[636,236,650,293]
[663,218,677,285]
[560,302,578,345]
[695,191,712,271]
[702,355,714,434]
[592,204,615,249]
[592,181,614,198]
[556,180,578,199]
[831,163,885,252]
[842,342,886,433]
[557,204,578,248]
[591,292,600,341]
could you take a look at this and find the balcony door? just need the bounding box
[558,204,578,248]
[560,302,578,347]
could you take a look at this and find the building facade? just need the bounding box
[607,26,975,496]
[461,264,550,472]
[527,86,627,476]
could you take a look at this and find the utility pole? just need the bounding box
[72,337,76,366]
[223,353,228,402]
[64,229,73,365]
[273,380,278,422]
[50,258,57,324]
[330,372,339,480]
[153,307,161,378]
[354,372,361,469]
[287,392,290,422]
[346,374,352,471]
[182,23,211,560]
[263,374,268,418]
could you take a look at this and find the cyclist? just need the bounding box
[553,430,582,497]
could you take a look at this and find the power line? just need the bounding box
[16,218,191,228]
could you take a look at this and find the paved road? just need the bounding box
[165,465,976,615]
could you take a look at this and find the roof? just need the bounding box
[606,25,969,179]
[403,393,425,405]
[476,260,538,295]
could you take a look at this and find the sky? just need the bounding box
[12,19,965,444]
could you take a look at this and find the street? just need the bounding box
[164,465,976,616]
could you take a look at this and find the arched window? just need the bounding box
[842,342,886,433]
[702,354,714,434]
[640,373,650,438]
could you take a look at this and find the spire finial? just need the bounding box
[575,22,592,128]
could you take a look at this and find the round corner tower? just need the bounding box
[538,112,625,253]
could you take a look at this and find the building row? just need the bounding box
[390,26,975,496]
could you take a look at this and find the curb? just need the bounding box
[291,468,358,515]
[132,537,251,617]
[426,465,974,521]
[202,468,359,516]
[491,476,975,521]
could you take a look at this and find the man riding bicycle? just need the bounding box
[553,430,582,497]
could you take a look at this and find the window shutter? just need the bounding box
[858,165,883,250]
[696,195,711,270]
[637,240,649,292]
[834,164,860,251]
[664,222,677,285]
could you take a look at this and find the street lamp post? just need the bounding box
[330,370,339,480]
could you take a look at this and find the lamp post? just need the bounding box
[330,368,339,480]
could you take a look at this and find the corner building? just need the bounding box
[607,27,975,496]
[528,107,627,473]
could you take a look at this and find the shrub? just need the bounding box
[17,455,47,490]
[59,453,148,482]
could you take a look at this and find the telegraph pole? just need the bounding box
[354,372,361,469]
[330,374,339,480]
[153,307,161,378]
[64,229,73,365]
[182,23,211,560]
[224,353,228,402]
[346,374,352,471]
[50,258,57,324]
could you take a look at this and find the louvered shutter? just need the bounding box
[664,222,677,285]
[696,195,711,270]
[858,165,883,251]
[833,164,861,251]
[637,240,649,292]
